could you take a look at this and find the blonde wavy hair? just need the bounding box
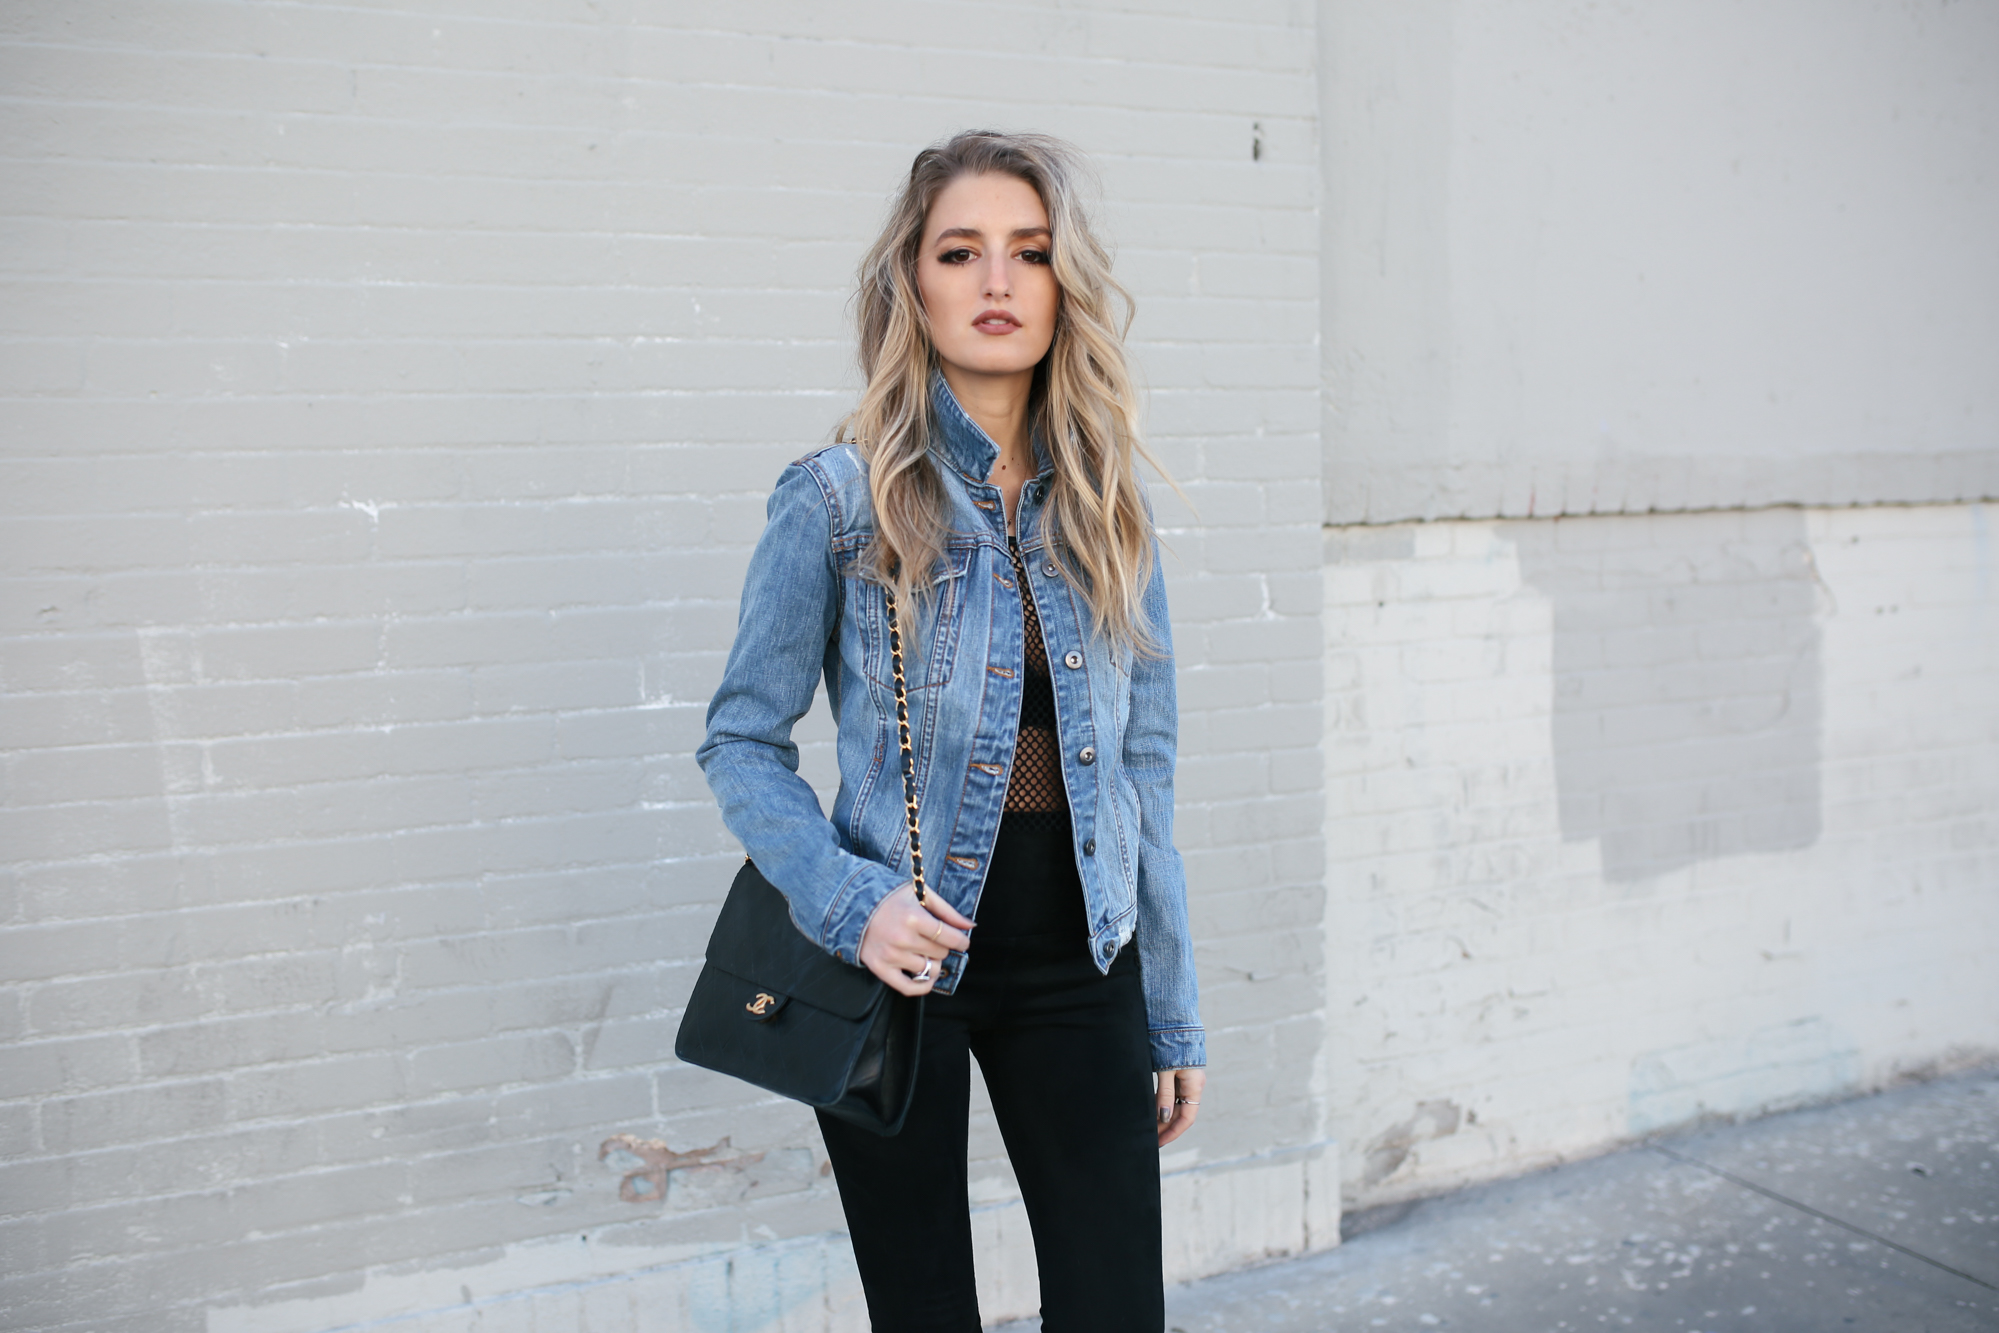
[842,130,1170,653]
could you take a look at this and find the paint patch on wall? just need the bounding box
[1513,509,1823,881]
[1361,1099,1463,1188]
[598,1133,733,1204]
[598,1133,818,1212]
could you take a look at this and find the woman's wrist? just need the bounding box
[857,879,915,955]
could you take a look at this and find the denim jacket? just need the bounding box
[697,375,1204,1071]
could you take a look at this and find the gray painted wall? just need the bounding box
[1321,0,1999,524]
[1312,0,1999,1215]
[0,4,1325,1329]
[3,1,1996,1329]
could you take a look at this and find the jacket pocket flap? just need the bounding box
[928,544,973,586]
[702,862,884,1021]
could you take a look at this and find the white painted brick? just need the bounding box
[1324,505,1999,1212]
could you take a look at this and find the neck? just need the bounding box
[939,363,1035,466]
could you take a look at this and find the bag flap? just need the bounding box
[703,862,884,1021]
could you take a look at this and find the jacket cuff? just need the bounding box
[1148,1027,1206,1072]
[820,861,908,965]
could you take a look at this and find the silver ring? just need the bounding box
[912,960,933,983]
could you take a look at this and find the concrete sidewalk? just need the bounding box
[1006,1066,1999,1331]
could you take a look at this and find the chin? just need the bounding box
[943,346,1052,379]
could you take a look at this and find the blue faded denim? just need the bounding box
[697,374,1205,1071]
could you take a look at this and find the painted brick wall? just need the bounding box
[1322,503,1999,1210]
[0,4,1327,1330]
[1311,0,1999,1217]
[11,0,1992,1326]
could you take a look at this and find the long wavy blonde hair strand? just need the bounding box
[842,130,1170,654]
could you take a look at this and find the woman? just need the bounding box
[697,130,1204,1332]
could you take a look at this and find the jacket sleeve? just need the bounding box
[695,462,904,964]
[1125,539,1207,1070]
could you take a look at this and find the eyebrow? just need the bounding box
[932,226,1051,244]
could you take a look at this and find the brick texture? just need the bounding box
[0,2,1324,1329]
[1323,505,1999,1210]
[14,2,1990,1326]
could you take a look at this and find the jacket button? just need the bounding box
[1083,838,1096,856]
[1042,561,1058,578]
[1078,746,1096,765]
[1063,650,1083,670]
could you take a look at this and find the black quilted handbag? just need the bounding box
[674,589,931,1135]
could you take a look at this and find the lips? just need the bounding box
[973,308,1021,333]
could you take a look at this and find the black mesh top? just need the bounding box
[1003,536,1071,832]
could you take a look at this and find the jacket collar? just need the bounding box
[928,370,1051,483]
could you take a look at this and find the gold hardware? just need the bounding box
[884,589,928,905]
[746,993,777,1016]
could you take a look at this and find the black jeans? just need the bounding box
[817,815,1163,1333]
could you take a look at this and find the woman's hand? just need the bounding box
[858,883,975,996]
[1155,1067,1205,1147]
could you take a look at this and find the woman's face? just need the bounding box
[916,172,1059,388]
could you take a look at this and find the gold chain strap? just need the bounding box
[883,588,928,905]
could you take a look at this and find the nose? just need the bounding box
[981,250,1010,299]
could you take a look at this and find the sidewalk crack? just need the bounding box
[1652,1145,1998,1294]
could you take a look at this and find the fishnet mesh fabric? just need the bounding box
[1004,536,1070,832]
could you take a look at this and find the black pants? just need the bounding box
[818,815,1163,1332]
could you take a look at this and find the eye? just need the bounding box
[937,247,975,265]
[1018,248,1050,265]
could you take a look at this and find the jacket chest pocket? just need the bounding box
[857,545,973,694]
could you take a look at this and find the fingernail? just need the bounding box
[1157,1108,1171,1124]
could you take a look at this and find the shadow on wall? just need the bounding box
[1512,508,1824,883]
